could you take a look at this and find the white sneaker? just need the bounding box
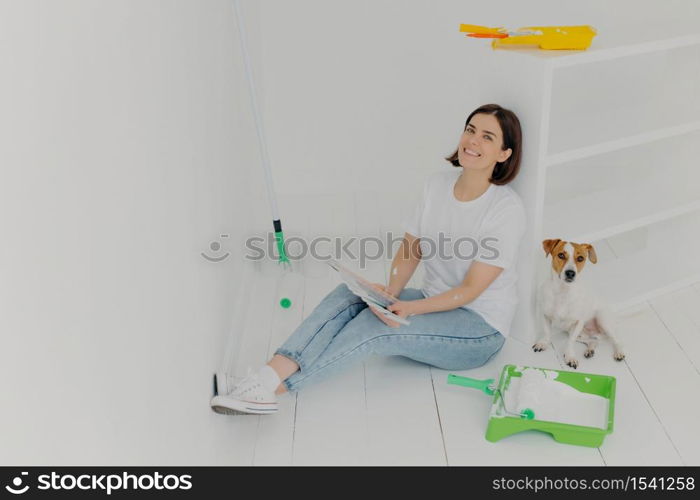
[210,369,279,416]
[213,371,242,397]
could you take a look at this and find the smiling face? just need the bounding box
[457,113,512,174]
[542,239,598,284]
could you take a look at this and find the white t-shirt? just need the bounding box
[402,168,526,337]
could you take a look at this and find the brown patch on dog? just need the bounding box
[542,239,561,257]
[543,238,567,274]
[570,242,597,272]
[584,243,597,264]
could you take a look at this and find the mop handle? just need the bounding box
[232,0,280,222]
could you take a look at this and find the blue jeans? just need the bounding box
[274,283,506,393]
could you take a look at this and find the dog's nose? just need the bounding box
[564,269,576,280]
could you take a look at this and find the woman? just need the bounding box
[211,103,525,415]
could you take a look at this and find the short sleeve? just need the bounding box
[402,180,429,237]
[476,200,526,270]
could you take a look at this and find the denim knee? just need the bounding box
[405,332,506,371]
[331,282,352,297]
[455,333,506,370]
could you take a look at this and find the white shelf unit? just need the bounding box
[472,34,700,343]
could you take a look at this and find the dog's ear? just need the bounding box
[584,243,597,264]
[542,239,561,257]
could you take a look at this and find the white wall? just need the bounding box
[255,0,700,198]
[0,0,262,463]
[1,0,698,464]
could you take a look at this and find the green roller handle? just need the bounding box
[447,374,496,395]
[274,230,290,264]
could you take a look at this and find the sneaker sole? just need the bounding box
[210,405,253,416]
[210,395,278,416]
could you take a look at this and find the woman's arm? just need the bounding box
[385,232,422,297]
[388,261,503,318]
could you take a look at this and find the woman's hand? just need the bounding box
[367,283,419,328]
[387,300,420,320]
[368,283,400,327]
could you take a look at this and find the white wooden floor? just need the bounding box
[216,192,700,466]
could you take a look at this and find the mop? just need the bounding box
[232,0,295,309]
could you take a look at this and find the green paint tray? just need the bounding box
[447,364,616,447]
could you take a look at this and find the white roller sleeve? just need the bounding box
[510,368,610,429]
[515,369,548,416]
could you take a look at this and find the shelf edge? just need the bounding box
[611,272,700,315]
[544,199,700,243]
[545,120,700,168]
[552,33,700,69]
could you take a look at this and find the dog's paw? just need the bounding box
[584,349,595,358]
[614,351,626,361]
[532,342,548,352]
[564,354,579,369]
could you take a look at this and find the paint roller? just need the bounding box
[447,372,548,420]
[232,0,296,309]
[447,373,536,420]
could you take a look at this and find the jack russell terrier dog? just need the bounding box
[533,238,626,369]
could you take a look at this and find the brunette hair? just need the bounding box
[444,103,522,185]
